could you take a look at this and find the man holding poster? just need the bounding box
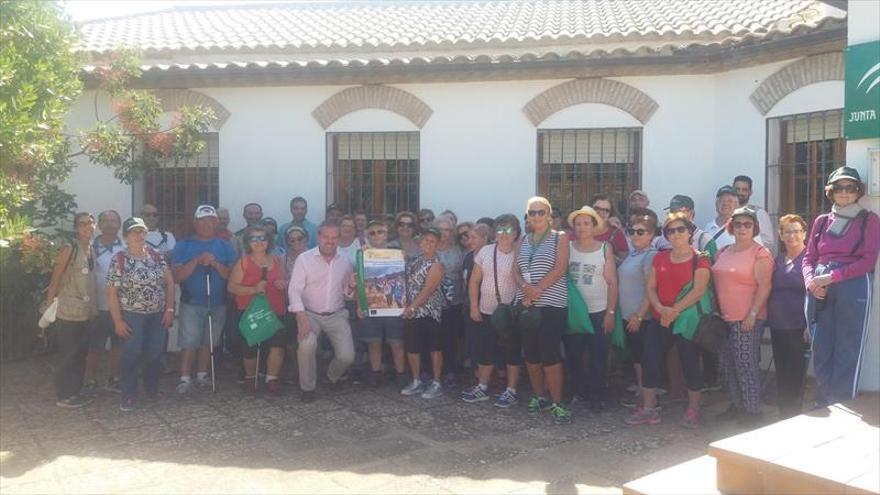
[355,220,407,387]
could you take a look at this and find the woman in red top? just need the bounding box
[591,194,629,261]
[626,212,709,428]
[228,226,288,395]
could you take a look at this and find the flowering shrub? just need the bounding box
[79,50,217,184]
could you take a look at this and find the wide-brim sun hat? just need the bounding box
[567,206,605,231]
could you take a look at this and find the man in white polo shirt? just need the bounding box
[732,175,777,254]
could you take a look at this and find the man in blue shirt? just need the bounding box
[172,205,236,394]
[278,196,318,249]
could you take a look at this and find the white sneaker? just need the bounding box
[400,380,426,396]
[176,380,192,394]
[421,381,442,399]
[196,376,211,389]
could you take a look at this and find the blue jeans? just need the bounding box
[810,264,874,406]
[119,311,166,400]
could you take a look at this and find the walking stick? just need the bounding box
[206,272,217,393]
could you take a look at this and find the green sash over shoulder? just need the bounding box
[672,255,714,341]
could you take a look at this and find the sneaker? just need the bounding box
[461,385,490,403]
[265,379,282,396]
[176,380,192,395]
[421,381,443,399]
[400,380,426,396]
[82,380,99,397]
[619,392,641,409]
[682,407,700,429]
[119,397,137,412]
[550,403,572,425]
[656,388,667,397]
[104,377,121,393]
[527,396,552,415]
[625,407,662,426]
[494,389,518,408]
[195,376,211,389]
[56,395,93,409]
[626,384,641,394]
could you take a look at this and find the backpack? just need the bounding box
[810,210,870,256]
[113,247,163,277]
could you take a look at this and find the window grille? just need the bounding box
[143,132,219,239]
[327,132,419,216]
[537,128,642,218]
[766,110,845,227]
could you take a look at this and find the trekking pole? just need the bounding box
[206,272,217,393]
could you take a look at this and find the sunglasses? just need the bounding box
[287,236,306,243]
[419,217,434,223]
[397,221,414,228]
[732,221,754,230]
[832,184,860,194]
[593,206,612,214]
[527,209,547,217]
[664,225,689,236]
[367,230,387,236]
[626,228,650,236]
[248,235,268,242]
[496,227,514,235]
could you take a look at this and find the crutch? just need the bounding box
[206,272,217,393]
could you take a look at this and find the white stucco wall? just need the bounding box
[848,0,880,393]
[63,57,844,234]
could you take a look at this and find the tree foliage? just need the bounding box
[80,50,217,184]
[0,0,83,236]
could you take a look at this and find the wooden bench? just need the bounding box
[708,394,880,495]
[622,455,720,495]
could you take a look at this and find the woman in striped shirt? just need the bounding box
[513,197,571,425]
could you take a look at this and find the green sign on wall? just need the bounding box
[845,40,880,140]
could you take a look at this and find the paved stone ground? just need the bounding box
[1,353,778,494]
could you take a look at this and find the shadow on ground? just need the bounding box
[1,353,774,494]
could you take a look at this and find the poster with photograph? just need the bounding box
[359,248,406,317]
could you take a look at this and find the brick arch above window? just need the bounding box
[522,78,659,126]
[750,52,843,115]
[152,89,231,129]
[312,85,433,129]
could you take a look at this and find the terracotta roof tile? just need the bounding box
[78,0,845,72]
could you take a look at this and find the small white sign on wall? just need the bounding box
[868,148,880,197]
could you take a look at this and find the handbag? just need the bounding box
[489,245,514,338]
[687,255,727,353]
[238,263,284,346]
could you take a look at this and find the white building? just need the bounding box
[64,0,880,391]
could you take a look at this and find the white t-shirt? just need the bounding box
[750,205,776,255]
[705,219,736,250]
[92,236,126,311]
[337,240,361,266]
[473,244,517,315]
[145,229,176,256]
[568,241,609,312]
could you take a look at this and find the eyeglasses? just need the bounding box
[627,228,650,236]
[832,184,860,194]
[496,227,514,235]
[527,209,547,217]
[397,221,413,228]
[367,230,387,236]
[732,221,754,230]
[664,225,689,236]
[248,235,268,242]
[593,206,612,214]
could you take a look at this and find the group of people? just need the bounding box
[44,167,878,429]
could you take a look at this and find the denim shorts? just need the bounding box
[178,303,225,350]
[88,311,122,351]
[359,316,404,343]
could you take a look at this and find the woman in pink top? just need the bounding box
[712,207,773,425]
